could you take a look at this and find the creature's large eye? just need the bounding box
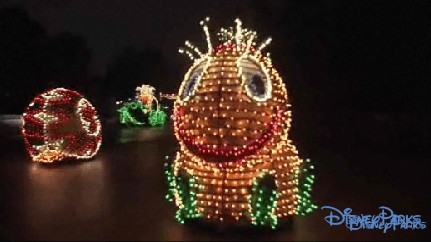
[241,59,272,102]
[180,59,208,101]
[244,72,271,102]
[180,71,201,100]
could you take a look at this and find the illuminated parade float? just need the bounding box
[22,88,102,163]
[165,18,317,228]
[117,84,167,127]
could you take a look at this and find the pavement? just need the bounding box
[0,115,429,240]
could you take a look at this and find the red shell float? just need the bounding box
[22,88,102,163]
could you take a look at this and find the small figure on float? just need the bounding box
[136,84,156,112]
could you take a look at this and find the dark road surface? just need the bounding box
[0,115,430,241]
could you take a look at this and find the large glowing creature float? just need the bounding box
[165,18,317,228]
[117,84,167,127]
[22,88,102,163]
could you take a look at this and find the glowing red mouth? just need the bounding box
[175,107,283,161]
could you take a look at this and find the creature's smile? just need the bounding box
[175,106,283,161]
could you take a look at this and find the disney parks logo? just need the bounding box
[321,206,426,233]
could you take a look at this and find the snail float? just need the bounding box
[166,18,317,228]
[22,88,102,163]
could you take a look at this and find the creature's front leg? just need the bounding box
[295,159,318,216]
[165,163,201,224]
[250,173,279,229]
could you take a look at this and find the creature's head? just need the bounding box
[174,18,291,162]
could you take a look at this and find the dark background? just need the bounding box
[1,0,430,151]
[1,0,429,114]
[0,0,430,240]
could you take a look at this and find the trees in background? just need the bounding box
[0,7,92,113]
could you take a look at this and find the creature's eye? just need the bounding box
[180,71,201,100]
[244,72,271,101]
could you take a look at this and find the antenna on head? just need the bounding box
[178,17,212,61]
[253,37,272,58]
[234,18,243,51]
[244,31,256,54]
[178,48,195,60]
[200,17,213,55]
[185,40,203,57]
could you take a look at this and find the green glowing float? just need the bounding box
[117,84,167,127]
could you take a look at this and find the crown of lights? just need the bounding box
[166,18,317,228]
[179,17,273,62]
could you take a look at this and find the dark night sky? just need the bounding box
[0,0,273,76]
[0,0,430,114]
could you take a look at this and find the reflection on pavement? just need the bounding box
[25,158,111,237]
[0,120,429,240]
[118,127,167,143]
